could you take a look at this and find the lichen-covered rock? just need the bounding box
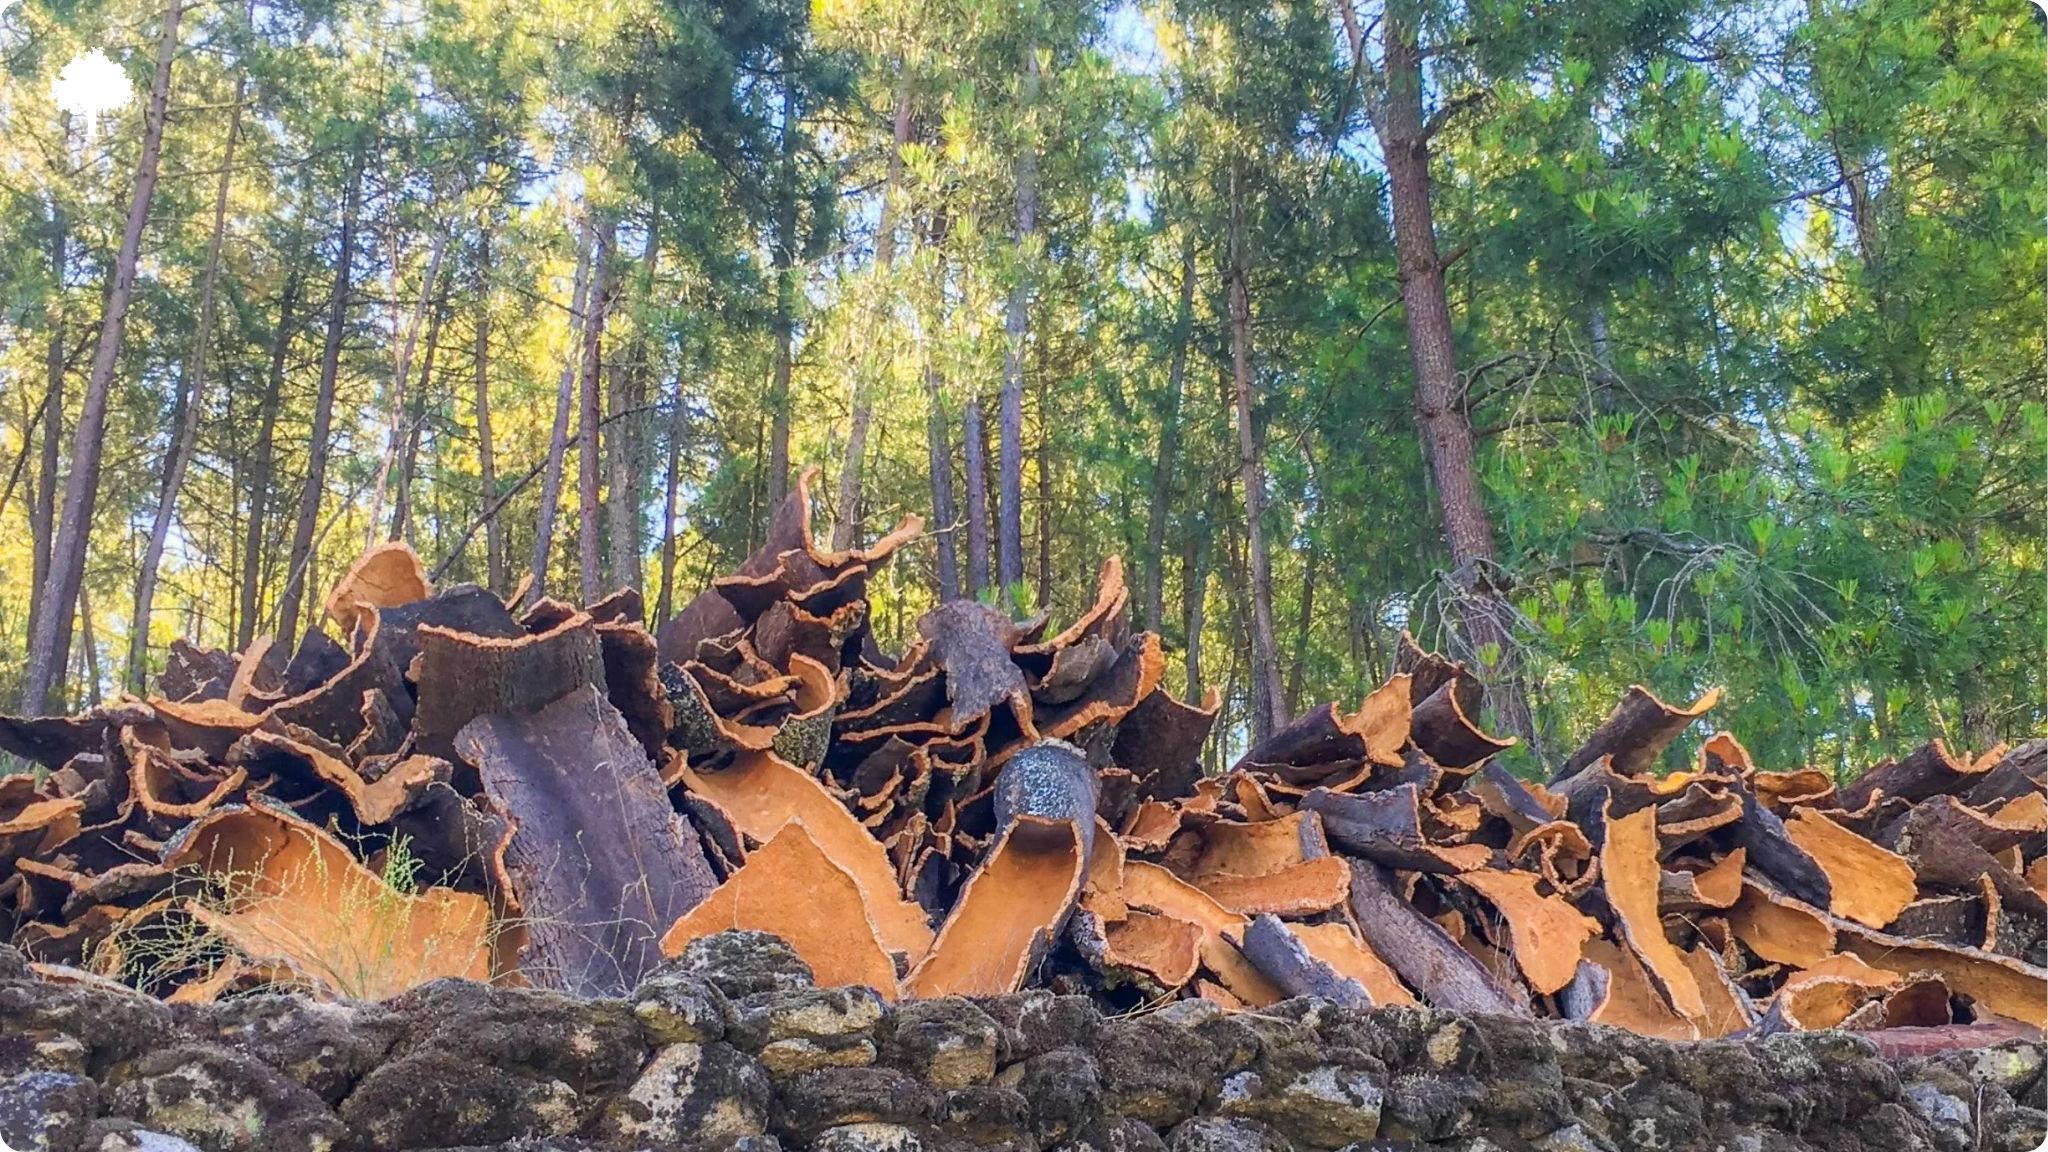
[0,975,177,1076]
[881,998,1001,1090]
[975,991,1101,1064]
[381,980,649,1094]
[196,994,402,1105]
[0,1028,88,1078]
[589,1041,773,1146]
[1164,1116,1294,1152]
[630,963,732,1046]
[0,1069,96,1151]
[774,1066,938,1143]
[1096,1016,1222,1128]
[0,944,28,983]
[678,931,816,1001]
[937,1083,1029,1148]
[731,986,885,1051]
[808,1122,930,1152]
[101,1043,346,1152]
[1217,1064,1383,1148]
[1378,1071,1482,1142]
[1001,1046,1102,1143]
[338,1047,585,1149]
[1981,1105,2048,1152]
[1069,1116,1173,1152]
[80,1120,208,1152]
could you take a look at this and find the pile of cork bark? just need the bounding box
[1,468,2041,1046]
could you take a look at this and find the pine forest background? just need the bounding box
[0,0,2041,776]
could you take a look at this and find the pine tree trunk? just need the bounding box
[1035,373,1053,607]
[1371,0,1535,749]
[963,394,991,598]
[608,225,658,589]
[237,261,300,651]
[1288,538,1317,715]
[996,43,1039,602]
[126,69,243,691]
[390,287,448,543]
[766,84,798,513]
[832,76,914,552]
[656,377,687,625]
[1182,512,1205,697]
[924,361,959,601]
[473,229,504,593]
[578,217,613,603]
[1144,232,1196,632]
[20,0,182,712]
[27,184,67,692]
[1226,160,1287,747]
[530,228,593,603]
[368,229,449,544]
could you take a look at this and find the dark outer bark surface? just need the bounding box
[964,393,992,598]
[1240,913,1374,1008]
[26,180,66,705]
[1227,168,1286,748]
[20,0,182,712]
[1346,858,1526,1015]
[236,259,301,652]
[997,42,1039,602]
[457,685,716,996]
[766,83,798,514]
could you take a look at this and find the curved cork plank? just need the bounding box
[994,740,1101,836]
[1833,920,2048,1027]
[1112,685,1220,801]
[413,611,604,759]
[1017,556,1129,660]
[0,711,114,771]
[1678,945,1757,1037]
[1033,632,1165,745]
[1345,858,1525,1016]
[1120,860,1285,1007]
[1729,779,1833,910]
[1238,914,1373,1008]
[1472,761,1561,835]
[1781,808,1916,929]
[1728,879,1837,968]
[1840,740,1993,812]
[1598,801,1705,1020]
[266,611,411,749]
[163,801,492,1000]
[1409,678,1516,771]
[1554,684,1722,783]
[1183,811,1330,878]
[659,820,899,997]
[1881,796,2045,921]
[124,729,248,823]
[1294,919,1416,1006]
[1776,963,1900,1031]
[229,731,438,825]
[1301,785,1492,873]
[1237,675,1411,773]
[905,814,1085,997]
[0,776,84,871]
[595,621,674,761]
[1455,867,1600,995]
[1071,908,1202,989]
[324,542,432,634]
[1574,939,1699,1040]
[1751,769,1836,812]
[219,637,285,711]
[1962,739,2045,810]
[1698,730,1755,776]
[917,601,1031,737]
[1658,848,1746,913]
[675,748,934,961]
[457,686,717,996]
[1192,855,1351,918]
[144,697,271,763]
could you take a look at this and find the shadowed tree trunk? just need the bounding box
[766,84,798,513]
[21,0,183,711]
[1182,510,1206,699]
[578,216,614,603]
[1144,231,1196,632]
[369,226,448,544]
[27,176,68,693]
[390,286,449,543]
[833,74,913,551]
[237,258,301,651]
[127,63,244,690]
[531,227,593,603]
[608,224,659,591]
[276,147,365,655]
[996,42,1039,603]
[474,228,505,593]
[963,394,991,598]
[656,377,687,625]
[1226,157,1287,748]
[1035,373,1053,607]
[924,360,959,601]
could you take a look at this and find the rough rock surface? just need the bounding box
[0,937,2040,1152]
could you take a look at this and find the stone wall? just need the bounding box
[1,935,2041,1152]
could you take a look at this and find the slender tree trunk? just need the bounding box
[238,262,301,650]
[368,229,449,543]
[1226,160,1287,746]
[963,394,991,598]
[1182,511,1205,698]
[832,75,914,551]
[656,376,687,624]
[390,287,448,543]
[530,228,592,602]
[20,0,182,712]
[578,216,614,602]
[27,181,68,686]
[473,228,504,592]
[1144,231,1196,632]
[1288,539,1317,715]
[1365,0,1535,748]
[127,69,244,691]
[996,42,1039,602]
[766,84,798,512]
[608,224,657,589]
[924,361,960,601]
[276,149,363,654]
[76,587,100,708]
[1035,372,1053,607]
